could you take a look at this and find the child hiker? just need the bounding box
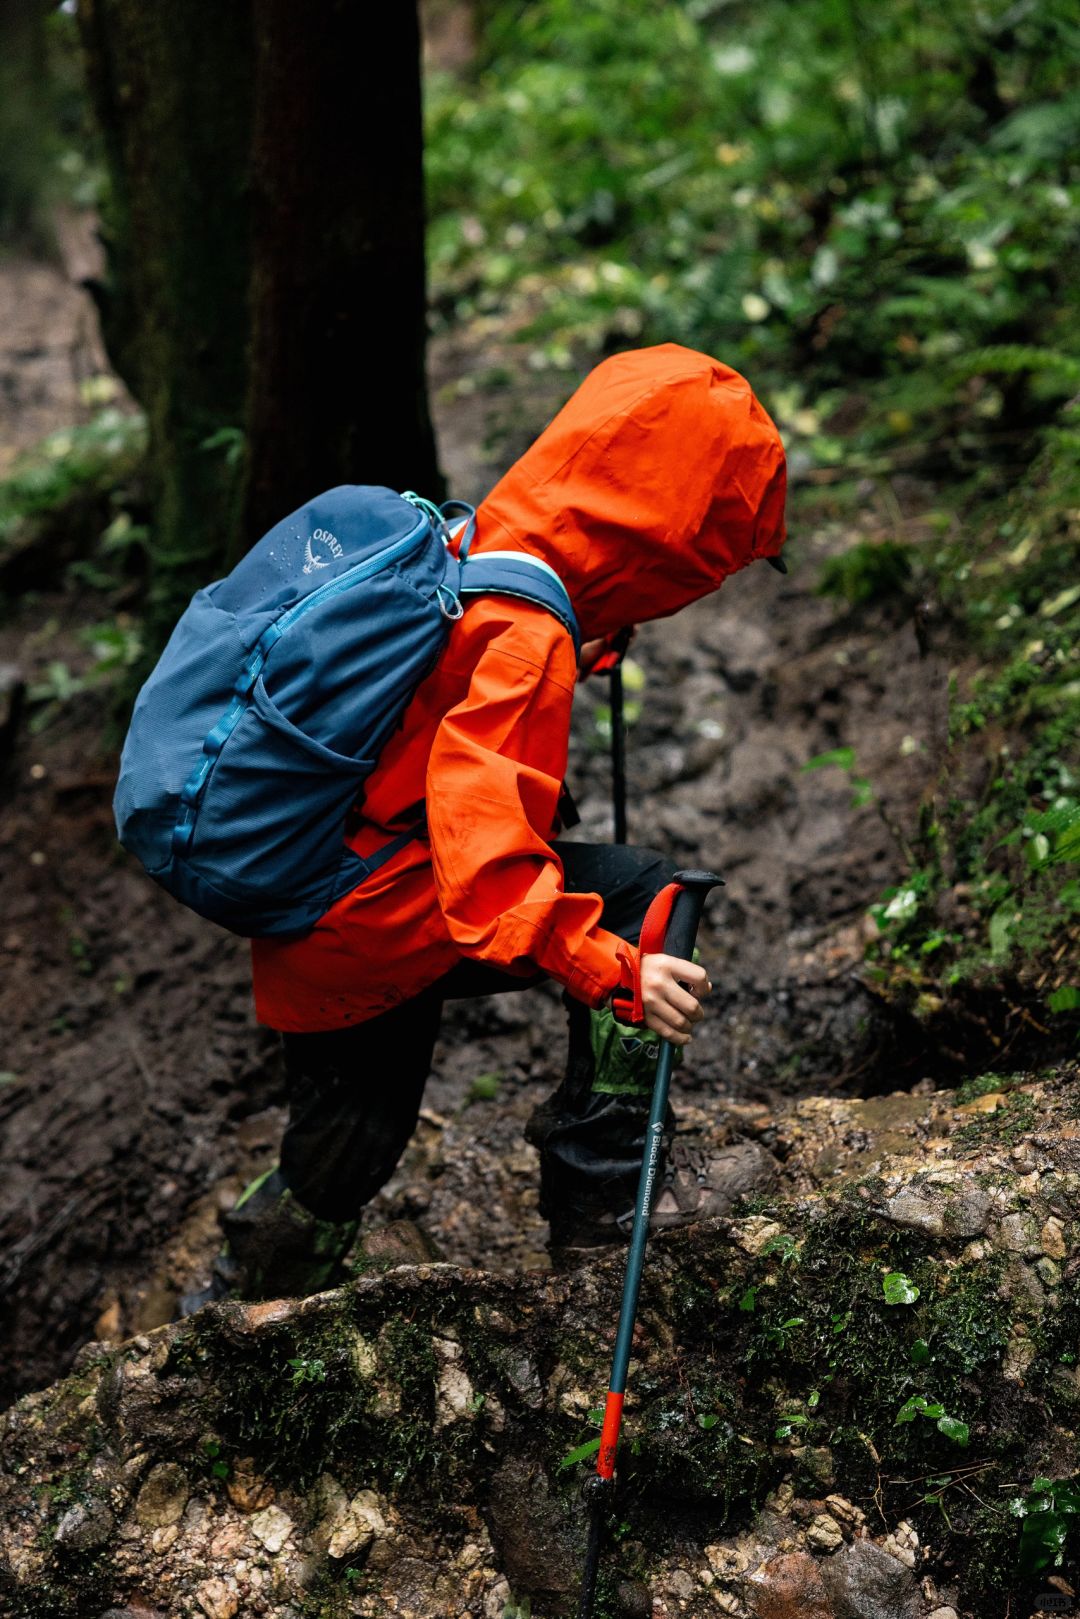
[182,344,787,1310]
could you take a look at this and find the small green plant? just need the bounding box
[883,1271,920,1305]
[558,1406,604,1471]
[286,1356,328,1387]
[201,1439,230,1480]
[25,616,144,732]
[954,1070,1018,1105]
[764,1316,805,1352]
[467,1071,502,1104]
[894,1394,969,1445]
[760,1231,800,1265]
[1011,1476,1080,1581]
[0,408,145,546]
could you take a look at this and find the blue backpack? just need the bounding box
[114,485,580,937]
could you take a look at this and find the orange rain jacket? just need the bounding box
[251,344,787,1032]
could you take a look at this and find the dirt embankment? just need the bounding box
[5,1063,1079,1619]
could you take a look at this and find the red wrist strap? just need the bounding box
[638,880,682,958]
[611,880,683,1025]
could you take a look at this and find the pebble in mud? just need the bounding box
[746,1549,832,1619]
[819,1537,921,1619]
[326,1490,386,1561]
[134,1462,190,1528]
[195,1577,240,1619]
[249,1505,293,1555]
[53,1497,115,1551]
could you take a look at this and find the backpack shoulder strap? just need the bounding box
[459,550,581,659]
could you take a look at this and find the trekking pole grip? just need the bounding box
[665,869,724,961]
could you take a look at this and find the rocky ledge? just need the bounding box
[3,1063,1079,1619]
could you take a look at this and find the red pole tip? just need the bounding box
[596,1390,625,1481]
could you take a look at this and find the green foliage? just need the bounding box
[467,1071,502,1104]
[882,1271,920,1305]
[802,746,874,810]
[558,1403,604,1470]
[557,1435,601,1471]
[954,1069,1019,1105]
[894,1393,969,1445]
[286,1355,328,1387]
[1011,1476,1080,1581]
[25,616,143,733]
[955,1089,1037,1150]
[428,0,1079,464]
[816,539,914,607]
[0,409,145,550]
[865,416,1080,1017]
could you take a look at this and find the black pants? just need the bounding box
[279,843,677,1235]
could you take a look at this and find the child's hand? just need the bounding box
[578,637,607,674]
[639,953,711,1045]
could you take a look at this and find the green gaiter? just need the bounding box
[589,1003,680,1096]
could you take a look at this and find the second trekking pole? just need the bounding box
[609,661,627,844]
[577,868,723,1619]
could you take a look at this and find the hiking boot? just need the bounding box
[650,1137,776,1228]
[179,1167,358,1316]
[547,1137,777,1261]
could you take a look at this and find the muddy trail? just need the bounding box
[2,253,956,1405]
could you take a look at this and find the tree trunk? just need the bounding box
[77,0,254,631]
[242,0,442,549]
[79,0,441,630]
[0,0,54,248]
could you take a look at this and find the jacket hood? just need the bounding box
[474,344,787,640]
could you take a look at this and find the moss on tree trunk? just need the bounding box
[77,0,254,634]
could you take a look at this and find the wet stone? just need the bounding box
[615,1577,652,1616]
[225,1457,275,1514]
[327,1490,386,1561]
[880,1189,944,1237]
[249,1504,293,1554]
[195,1577,239,1619]
[943,1186,992,1238]
[134,1462,189,1528]
[805,1513,844,1551]
[54,1498,115,1552]
[820,1538,920,1619]
[747,1549,832,1619]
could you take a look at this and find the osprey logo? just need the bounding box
[303,527,344,574]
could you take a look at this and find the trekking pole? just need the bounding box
[609,663,627,844]
[577,869,723,1619]
[589,627,633,843]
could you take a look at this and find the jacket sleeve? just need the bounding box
[425,607,636,1007]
